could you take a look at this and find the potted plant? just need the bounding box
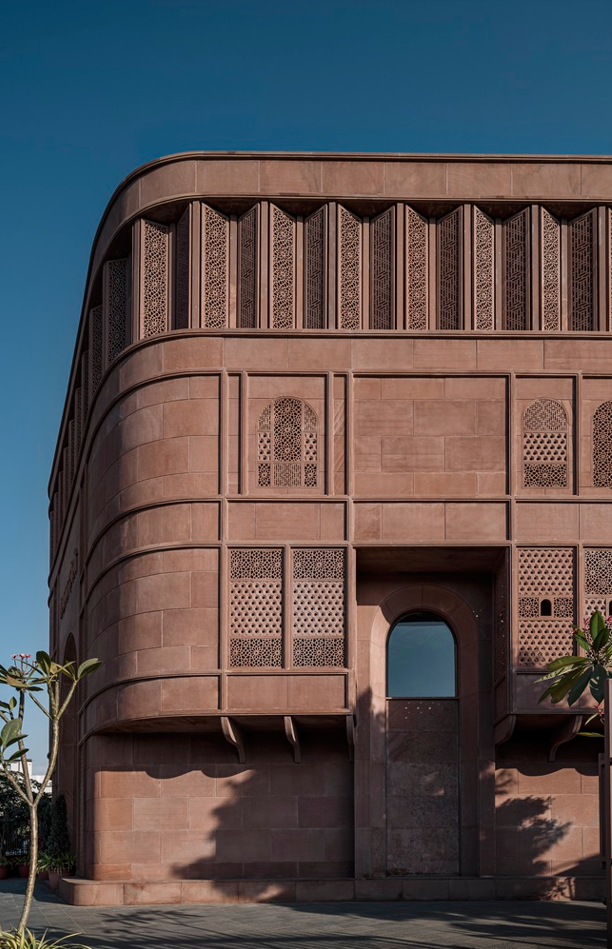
[47,852,76,891]
[36,850,51,881]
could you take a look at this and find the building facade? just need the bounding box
[50,152,612,905]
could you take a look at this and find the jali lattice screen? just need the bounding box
[522,399,568,488]
[584,548,612,621]
[517,547,575,666]
[229,548,283,667]
[593,402,612,488]
[292,548,346,667]
[258,398,318,488]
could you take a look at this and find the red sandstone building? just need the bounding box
[50,152,612,905]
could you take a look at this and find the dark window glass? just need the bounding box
[387,611,456,697]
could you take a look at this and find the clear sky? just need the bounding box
[1,0,611,771]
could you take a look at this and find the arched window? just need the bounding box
[387,611,456,698]
[593,402,612,488]
[258,397,318,488]
[523,398,567,488]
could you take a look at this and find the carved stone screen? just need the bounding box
[584,548,612,620]
[405,206,428,330]
[257,398,318,488]
[174,206,190,330]
[517,547,575,665]
[503,209,529,330]
[238,207,258,328]
[541,209,561,331]
[473,208,494,330]
[88,306,103,401]
[229,548,283,667]
[104,258,129,363]
[202,205,229,328]
[338,206,362,329]
[522,399,568,488]
[270,206,295,329]
[141,220,169,337]
[304,208,325,329]
[437,209,462,329]
[593,402,612,487]
[371,209,394,330]
[292,548,345,667]
[569,210,597,332]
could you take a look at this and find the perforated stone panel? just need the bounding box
[438,209,461,329]
[271,205,295,329]
[142,220,169,337]
[503,209,529,330]
[405,206,428,330]
[238,206,257,328]
[474,207,494,330]
[229,548,283,668]
[593,402,612,488]
[202,205,229,328]
[541,209,561,331]
[338,206,362,329]
[371,209,393,330]
[305,208,325,329]
[291,548,345,668]
[175,206,190,330]
[569,210,596,331]
[105,259,129,363]
[89,306,103,401]
[257,398,318,489]
[517,547,575,666]
[584,548,612,621]
[522,399,568,488]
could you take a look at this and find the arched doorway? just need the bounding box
[386,611,460,875]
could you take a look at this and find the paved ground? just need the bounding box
[0,879,605,948]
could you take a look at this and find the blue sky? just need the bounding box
[1,0,611,771]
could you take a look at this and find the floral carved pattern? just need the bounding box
[338,206,361,329]
[203,205,229,328]
[106,259,129,363]
[593,402,612,488]
[257,398,318,488]
[541,209,560,331]
[89,306,103,401]
[271,206,295,328]
[504,209,529,330]
[522,399,568,488]
[305,208,325,329]
[474,208,494,330]
[175,206,190,330]
[405,206,428,330]
[142,220,169,337]
[371,209,393,329]
[238,207,257,328]
[569,210,596,331]
[517,547,574,665]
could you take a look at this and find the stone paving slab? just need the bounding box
[0,880,605,948]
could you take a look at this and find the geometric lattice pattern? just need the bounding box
[238,206,257,328]
[229,548,283,668]
[474,207,494,330]
[271,205,295,329]
[89,305,103,401]
[523,399,568,488]
[174,206,190,330]
[438,209,461,329]
[202,205,229,329]
[338,206,361,329]
[517,547,575,666]
[503,208,529,330]
[541,208,561,331]
[291,548,345,667]
[405,206,428,330]
[105,258,129,363]
[593,402,612,488]
[257,398,318,488]
[142,220,169,337]
[569,210,596,332]
[305,208,325,330]
[371,209,393,330]
[584,548,612,621]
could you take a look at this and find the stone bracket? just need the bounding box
[284,716,301,763]
[221,716,245,763]
[548,714,583,762]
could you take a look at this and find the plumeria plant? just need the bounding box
[0,651,100,941]
[537,608,612,736]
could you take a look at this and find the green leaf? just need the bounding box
[4,748,29,763]
[76,659,102,679]
[0,718,23,748]
[546,668,589,705]
[574,632,592,653]
[548,655,588,671]
[36,651,52,674]
[568,668,594,706]
[593,611,610,650]
[589,664,609,703]
[578,732,604,739]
